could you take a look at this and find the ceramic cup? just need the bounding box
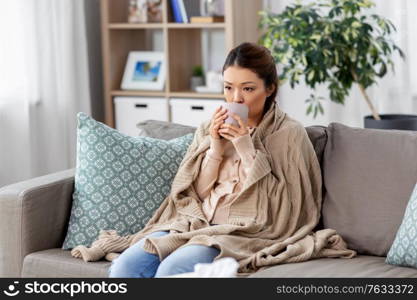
[223,103,249,127]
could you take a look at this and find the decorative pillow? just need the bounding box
[386,182,417,268]
[322,122,417,256]
[137,119,197,140]
[304,125,327,168]
[62,112,194,249]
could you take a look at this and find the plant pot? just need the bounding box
[190,76,204,92]
[364,114,417,131]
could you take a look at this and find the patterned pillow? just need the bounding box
[62,112,194,249]
[386,182,417,268]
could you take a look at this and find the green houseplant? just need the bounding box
[259,0,405,122]
[192,65,204,78]
[190,65,205,92]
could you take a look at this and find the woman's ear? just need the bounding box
[266,84,275,97]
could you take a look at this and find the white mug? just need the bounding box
[223,103,249,127]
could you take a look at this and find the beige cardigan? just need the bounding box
[196,128,257,224]
[71,102,356,275]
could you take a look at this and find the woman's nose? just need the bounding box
[232,90,244,103]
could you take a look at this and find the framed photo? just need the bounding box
[147,0,163,23]
[121,51,166,91]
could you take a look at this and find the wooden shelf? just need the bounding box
[101,0,262,127]
[111,90,167,97]
[108,23,225,30]
[169,91,224,99]
[111,90,223,99]
[108,23,164,29]
[167,23,225,29]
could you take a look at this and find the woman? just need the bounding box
[72,42,355,277]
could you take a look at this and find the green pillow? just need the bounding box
[62,112,194,249]
[386,182,417,268]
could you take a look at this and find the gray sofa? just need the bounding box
[1,120,417,278]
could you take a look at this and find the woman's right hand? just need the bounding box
[209,106,228,140]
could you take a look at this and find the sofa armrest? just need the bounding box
[0,168,75,277]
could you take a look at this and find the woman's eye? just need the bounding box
[244,87,254,92]
[224,86,231,90]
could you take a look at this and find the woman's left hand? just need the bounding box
[218,113,249,141]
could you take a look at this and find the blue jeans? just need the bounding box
[108,231,220,278]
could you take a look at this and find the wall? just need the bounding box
[84,0,105,122]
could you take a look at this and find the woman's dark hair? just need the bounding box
[222,42,278,115]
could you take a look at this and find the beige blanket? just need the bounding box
[71,102,356,275]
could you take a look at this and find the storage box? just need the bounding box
[170,98,225,127]
[114,97,168,136]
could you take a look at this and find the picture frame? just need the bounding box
[121,51,166,91]
[147,0,163,23]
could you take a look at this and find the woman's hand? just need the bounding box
[218,113,249,141]
[209,106,228,140]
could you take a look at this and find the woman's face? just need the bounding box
[223,65,274,122]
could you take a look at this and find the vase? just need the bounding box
[190,76,204,92]
[364,114,417,131]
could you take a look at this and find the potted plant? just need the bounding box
[259,0,417,130]
[190,65,205,92]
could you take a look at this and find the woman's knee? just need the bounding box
[108,254,137,278]
[154,244,220,277]
[108,231,169,278]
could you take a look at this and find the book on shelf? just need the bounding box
[170,0,203,23]
[181,0,201,23]
[170,0,183,23]
[190,16,225,23]
[178,0,188,23]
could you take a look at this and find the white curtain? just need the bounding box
[0,0,92,187]
[264,0,417,127]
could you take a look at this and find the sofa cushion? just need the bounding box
[304,125,327,231]
[305,125,327,168]
[62,112,194,249]
[386,182,417,268]
[22,251,417,278]
[137,120,197,140]
[248,255,417,277]
[22,249,111,278]
[322,123,417,256]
